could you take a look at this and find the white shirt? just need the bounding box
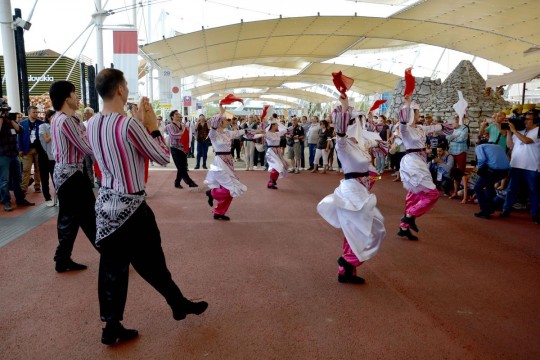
[509,127,540,171]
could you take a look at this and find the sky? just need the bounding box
[7,0,414,65]
[4,0,523,104]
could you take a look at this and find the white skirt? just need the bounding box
[317,179,386,262]
[204,155,247,197]
[266,148,289,179]
[400,153,437,193]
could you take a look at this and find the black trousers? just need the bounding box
[98,202,185,322]
[37,149,54,201]
[230,139,241,159]
[54,171,97,263]
[170,147,195,186]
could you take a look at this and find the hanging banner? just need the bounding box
[112,30,139,102]
[159,68,172,105]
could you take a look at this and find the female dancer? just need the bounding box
[397,95,444,240]
[317,94,386,284]
[166,110,198,189]
[265,114,290,189]
[204,105,261,220]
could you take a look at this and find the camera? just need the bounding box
[500,122,510,130]
[0,98,11,113]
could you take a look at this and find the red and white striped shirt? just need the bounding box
[87,113,170,194]
[51,111,93,190]
[165,122,185,151]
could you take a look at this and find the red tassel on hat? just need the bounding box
[261,105,270,120]
[369,99,387,112]
[404,67,415,97]
[332,71,354,97]
[220,94,244,106]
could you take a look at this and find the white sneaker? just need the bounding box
[45,200,55,207]
[253,166,258,170]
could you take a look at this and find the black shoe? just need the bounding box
[174,182,183,189]
[474,211,491,220]
[400,215,419,232]
[203,166,208,169]
[533,216,540,225]
[397,228,418,241]
[3,203,13,212]
[337,256,355,274]
[213,214,230,221]
[194,166,200,169]
[173,300,208,320]
[101,322,139,345]
[307,167,314,171]
[189,183,199,188]
[206,190,214,207]
[337,274,366,284]
[16,199,35,206]
[55,260,87,273]
[499,211,510,218]
[267,185,278,189]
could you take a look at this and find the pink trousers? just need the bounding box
[400,188,439,228]
[338,237,364,275]
[267,169,279,187]
[211,186,233,215]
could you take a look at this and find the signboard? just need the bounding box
[159,68,172,104]
[183,95,192,106]
[113,30,139,102]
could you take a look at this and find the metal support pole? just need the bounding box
[14,8,29,113]
[81,62,87,107]
[0,0,21,112]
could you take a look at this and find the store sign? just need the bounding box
[28,74,55,82]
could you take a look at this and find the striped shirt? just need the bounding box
[398,107,442,151]
[88,113,170,243]
[87,113,170,194]
[332,105,352,134]
[166,121,185,151]
[51,111,93,190]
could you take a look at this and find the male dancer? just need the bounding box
[88,68,207,345]
[49,81,97,272]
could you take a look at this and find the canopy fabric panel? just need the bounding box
[187,67,399,98]
[486,65,540,88]
[142,11,539,80]
[201,94,301,108]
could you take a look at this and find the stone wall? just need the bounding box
[386,61,511,144]
[386,77,441,119]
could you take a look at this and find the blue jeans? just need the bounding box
[0,155,26,205]
[308,143,317,168]
[503,168,539,217]
[196,140,210,168]
[474,168,508,214]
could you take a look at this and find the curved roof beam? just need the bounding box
[141,11,539,78]
[201,94,301,108]
[188,69,399,98]
[194,86,333,104]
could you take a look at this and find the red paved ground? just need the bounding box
[1,169,539,359]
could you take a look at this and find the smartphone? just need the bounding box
[500,122,510,130]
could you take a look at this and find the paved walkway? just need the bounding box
[1,159,539,359]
